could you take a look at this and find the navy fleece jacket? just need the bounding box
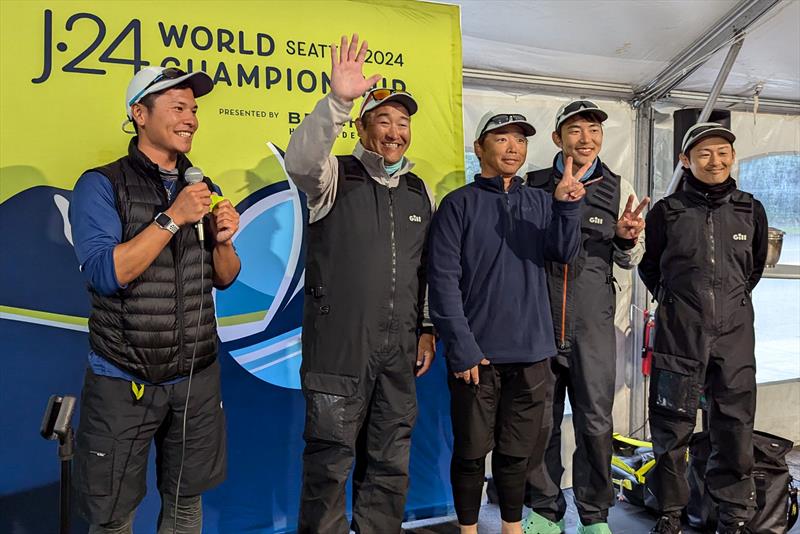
[428,175,582,373]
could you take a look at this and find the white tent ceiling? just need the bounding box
[453,0,800,102]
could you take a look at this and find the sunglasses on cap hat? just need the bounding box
[127,68,187,108]
[359,88,418,118]
[475,112,536,139]
[366,88,396,103]
[555,100,608,130]
[479,114,527,136]
[562,100,598,115]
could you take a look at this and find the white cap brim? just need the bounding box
[126,70,214,119]
[555,107,608,131]
[475,111,536,141]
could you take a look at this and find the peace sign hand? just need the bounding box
[330,33,382,102]
[615,194,650,240]
[554,156,589,202]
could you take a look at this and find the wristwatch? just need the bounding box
[154,212,179,235]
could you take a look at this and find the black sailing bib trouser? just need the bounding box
[647,186,758,527]
[297,156,431,534]
[525,163,622,525]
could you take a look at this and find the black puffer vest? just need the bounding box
[88,138,218,383]
[528,156,621,352]
[301,155,431,377]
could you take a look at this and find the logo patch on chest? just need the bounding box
[733,233,748,241]
[409,214,422,223]
[589,216,604,225]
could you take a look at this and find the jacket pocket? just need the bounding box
[649,351,701,419]
[302,372,359,444]
[74,432,115,496]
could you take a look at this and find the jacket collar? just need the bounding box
[127,137,192,182]
[474,174,524,193]
[352,142,415,187]
[682,170,737,207]
[550,153,605,182]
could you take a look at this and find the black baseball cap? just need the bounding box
[681,122,736,153]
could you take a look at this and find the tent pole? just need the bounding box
[664,32,745,195]
[629,101,654,439]
[632,0,779,105]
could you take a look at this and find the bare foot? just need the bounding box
[501,519,523,534]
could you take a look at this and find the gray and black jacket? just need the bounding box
[527,156,644,352]
[285,94,435,378]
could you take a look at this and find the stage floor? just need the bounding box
[404,449,800,534]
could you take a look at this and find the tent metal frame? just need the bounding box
[462,69,799,116]
[632,0,782,106]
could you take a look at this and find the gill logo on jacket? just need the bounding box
[733,233,748,241]
[589,216,603,225]
[409,214,422,223]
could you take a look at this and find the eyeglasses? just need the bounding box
[479,114,527,137]
[560,100,598,117]
[128,68,187,107]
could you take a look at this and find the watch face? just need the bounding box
[155,212,172,227]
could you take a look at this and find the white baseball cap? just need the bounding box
[124,67,214,129]
[475,111,536,141]
[554,100,608,131]
[358,88,418,118]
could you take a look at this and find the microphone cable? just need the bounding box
[173,214,205,534]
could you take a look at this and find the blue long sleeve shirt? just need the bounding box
[428,175,582,373]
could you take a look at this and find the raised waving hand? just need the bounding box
[330,33,382,102]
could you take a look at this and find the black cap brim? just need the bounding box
[683,128,736,153]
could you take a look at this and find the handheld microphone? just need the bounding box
[184,166,205,243]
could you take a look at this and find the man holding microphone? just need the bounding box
[69,66,240,533]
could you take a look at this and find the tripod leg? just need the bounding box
[59,427,74,534]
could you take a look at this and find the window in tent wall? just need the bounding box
[738,153,800,384]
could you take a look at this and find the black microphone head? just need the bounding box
[185,166,204,184]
